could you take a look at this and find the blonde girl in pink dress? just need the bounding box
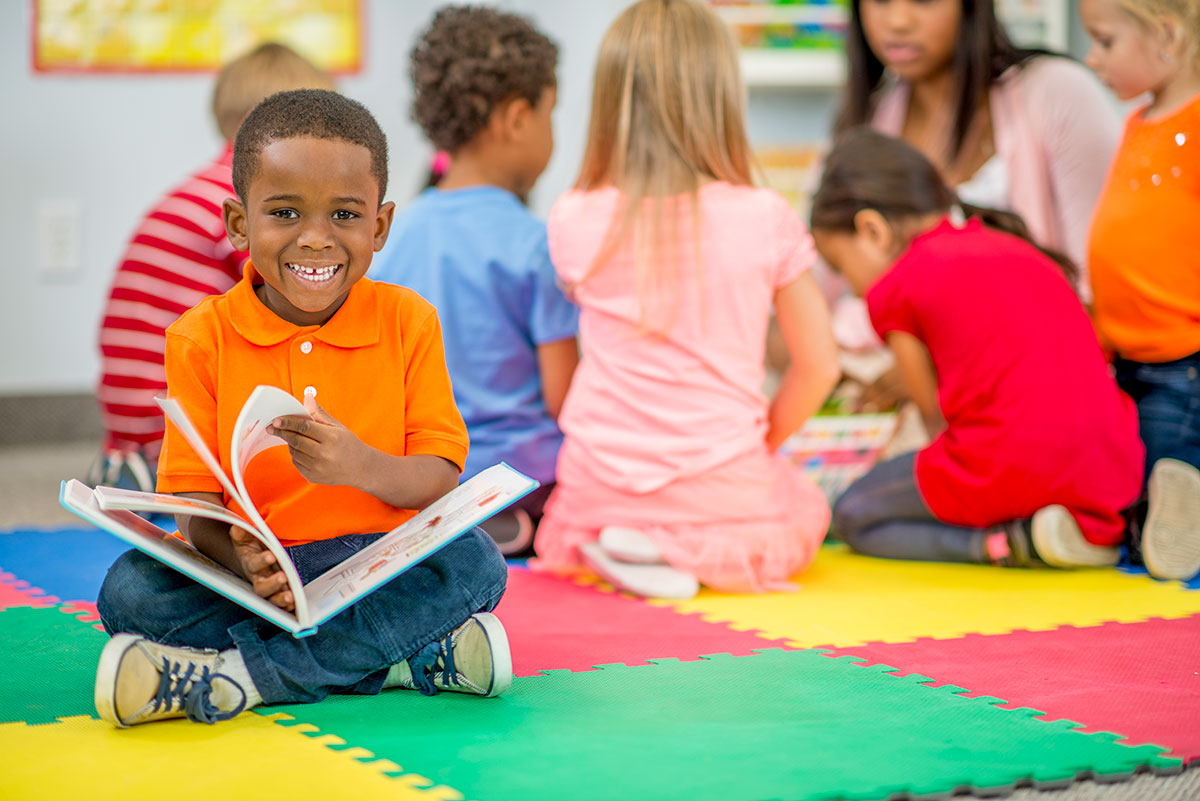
[531,0,840,598]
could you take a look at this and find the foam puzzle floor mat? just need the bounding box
[648,545,1200,647]
[0,713,448,801]
[2,525,1199,801]
[827,615,1200,764]
[262,649,1179,801]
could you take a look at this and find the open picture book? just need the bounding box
[60,385,538,637]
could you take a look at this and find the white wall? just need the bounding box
[2,0,635,394]
[1,0,1088,395]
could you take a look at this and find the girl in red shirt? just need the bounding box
[809,128,1168,570]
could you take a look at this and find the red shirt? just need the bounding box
[867,218,1143,544]
[97,146,246,458]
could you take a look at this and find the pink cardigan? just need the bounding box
[869,56,1121,300]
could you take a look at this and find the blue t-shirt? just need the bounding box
[370,187,579,483]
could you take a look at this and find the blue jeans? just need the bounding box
[97,527,506,705]
[1115,350,1200,482]
[832,453,998,564]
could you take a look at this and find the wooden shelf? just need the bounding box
[720,0,1068,89]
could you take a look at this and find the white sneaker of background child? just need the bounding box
[598,526,665,563]
[1030,505,1120,568]
[579,526,699,600]
[1142,458,1200,581]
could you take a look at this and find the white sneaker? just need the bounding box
[580,542,699,599]
[598,526,664,563]
[1143,459,1200,581]
[95,634,249,727]
[386,613,513,698]
[1030,505,1120,568]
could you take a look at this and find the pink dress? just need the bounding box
[532,183,830,592]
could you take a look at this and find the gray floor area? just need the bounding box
[0,439,1196,800]
[0,439,100,528]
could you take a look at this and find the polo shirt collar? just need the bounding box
[227,261,380,348]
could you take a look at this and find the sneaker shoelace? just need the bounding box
[407,634,459,697]
[154,658,247,724]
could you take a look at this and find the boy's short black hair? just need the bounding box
[232,89,388,203]
[410,5,558,153]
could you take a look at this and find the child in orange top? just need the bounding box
[93,90,512,728]
[1082,0,1200,580]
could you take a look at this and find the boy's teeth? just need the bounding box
[287,264,340,281]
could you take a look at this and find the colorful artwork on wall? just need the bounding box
[32,0,362,74]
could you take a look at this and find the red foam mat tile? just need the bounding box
[828,614,1200,763]
[496,569,791,676]
[0,573,58,610]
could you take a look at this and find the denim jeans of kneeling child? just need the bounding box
[1115,350,1200,481]
[96,526,507,705]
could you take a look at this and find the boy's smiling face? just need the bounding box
[224,135,394,327]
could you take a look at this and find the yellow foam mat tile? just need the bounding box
[0,713,465,801]
[649,545,1200,647]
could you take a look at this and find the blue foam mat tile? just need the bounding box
[0,527,129,602]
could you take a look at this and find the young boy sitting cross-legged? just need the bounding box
[93,89,512,728]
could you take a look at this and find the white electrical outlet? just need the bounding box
[38,199,82,280]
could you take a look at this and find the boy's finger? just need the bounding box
[230,529,272,559]
[229,526,260,546]
[253,571,288,597]
[272,426,325,454]
[241,550,278,575]
[267,589,295,612]
[303,396,342,427]
[269,414,321,439]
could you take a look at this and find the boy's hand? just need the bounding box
[268,397,369,487]
[230,526,295,612]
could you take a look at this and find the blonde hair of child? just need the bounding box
[1115,0,1200,69]
[574,0,753,330]
[212,43,335,141]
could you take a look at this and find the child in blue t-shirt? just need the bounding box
[371,6,578,556]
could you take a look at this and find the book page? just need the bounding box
[59,480,309,635]
[159,387,312,628]
[303,463,538,626]
[94,487,261,541]
[157,396,243,504]
[227,385,314,627]
[230,385,311,483]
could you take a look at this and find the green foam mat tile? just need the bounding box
[259,648,1180,801]
[0,605,108,725]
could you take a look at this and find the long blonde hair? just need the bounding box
[574,0,754,331]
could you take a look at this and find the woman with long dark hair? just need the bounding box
[836,0,1118,292]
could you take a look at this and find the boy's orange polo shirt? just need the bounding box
[157,262,469,546]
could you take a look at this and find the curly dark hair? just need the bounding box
[232,88,389,203]
[410,5,558,152]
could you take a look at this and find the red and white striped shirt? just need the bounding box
[97,146,246,460]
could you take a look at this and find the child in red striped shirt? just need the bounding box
[92,43,331,489]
